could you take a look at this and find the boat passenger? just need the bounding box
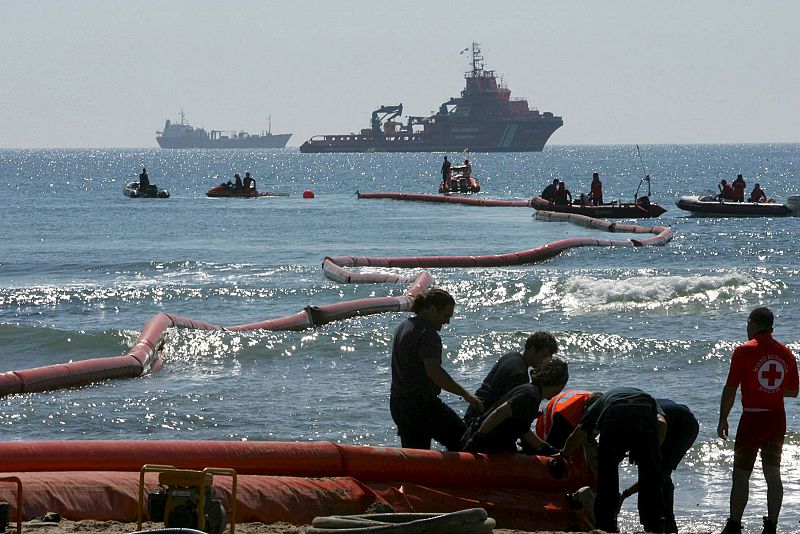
[464,332,558,425]
[464,159,472,177]
[718,180,735,201]
[441,156,451,187]
[732,174,746,202]
[389,288,483,451]
[590,172,603,205]
[233,173,243,190]
[541,178,559,202]
[749,183,766,203]
[554,181,572,206]
[138,167,150,192]
[461,358,569,455]
[243,172,255,191]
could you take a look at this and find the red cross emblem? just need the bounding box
[758,359,784,390]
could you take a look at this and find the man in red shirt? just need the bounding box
[717,307,798,534]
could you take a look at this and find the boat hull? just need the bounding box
[676,195,796,217]
[530,196,666,218]
[439,176,481,194]
[300,121,561,153]
[157,133,291,149]
[123,182,169,198]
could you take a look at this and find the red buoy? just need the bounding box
[303,190,315,199]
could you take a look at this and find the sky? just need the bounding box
[1,0,798,148]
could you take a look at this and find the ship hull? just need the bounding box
[300,120,562,153]
[157,133,291,149]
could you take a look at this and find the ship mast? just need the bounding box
[179,109,186,125]
[471,41,484,76]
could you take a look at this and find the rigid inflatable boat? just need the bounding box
[205,183,288,198]
[530,195,666,218]
[675,194,800,217]
[123,181,170,198]
[438,175,481,194]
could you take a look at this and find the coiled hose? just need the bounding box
[308,508,495,533]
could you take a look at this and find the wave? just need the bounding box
[531,270,786,315]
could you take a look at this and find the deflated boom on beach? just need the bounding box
[0,210,672,397]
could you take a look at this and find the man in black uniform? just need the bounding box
[618,399,699,533]
[139,167,150,193]
[558,387,668,533]
[541,178,559,201]
[461,358,569,454]
[464,331,558,424]
[390,288,483,451]
[441,156,451,188]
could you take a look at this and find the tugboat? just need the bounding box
[156,111,292,149]
[300,43,562,153]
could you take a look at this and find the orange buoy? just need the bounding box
[303,190,315,199]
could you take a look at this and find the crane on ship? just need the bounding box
[371,104,403,137]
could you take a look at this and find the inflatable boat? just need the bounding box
[676,194,800,217]
[439,175,481,194]
[530,195,667,218]
[206,183,288,198]
[123,181,170,198]
[0,440,593,531]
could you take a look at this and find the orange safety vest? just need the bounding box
[535,389,592,439]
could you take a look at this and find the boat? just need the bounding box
[299,42,562,153]
[156,111,291,149]
[439,162,481,194]
[676,193,800,217]
[123,181,169,198]
[205,182,288,198]
[530,196,666,218]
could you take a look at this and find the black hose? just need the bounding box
[308,508,495,533]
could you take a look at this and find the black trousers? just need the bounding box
[594,404,665,533]
[390,395,466,451]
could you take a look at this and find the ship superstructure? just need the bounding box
[299,43,562,153]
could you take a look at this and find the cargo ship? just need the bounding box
[299,43,562,153]
[156,112,291,149]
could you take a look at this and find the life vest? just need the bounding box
[535,389,592,439]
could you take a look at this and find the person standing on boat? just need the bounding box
[390,288,483,451]
[460,358,569,454]
[618,398,699,534]
[749,183,766,203]
[464,331,559,425]
[541,178,559,202]
[717,307,798,534]
[554,181,572,206]
[441,156,451,188]
[138,167,150,192]
[557,387,668,533]
[464,158,472,177]
[590,172,603,205]
[731,174,746,202]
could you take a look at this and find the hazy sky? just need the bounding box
[1,1,798,148]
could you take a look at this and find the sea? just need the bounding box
[1,144,799,533]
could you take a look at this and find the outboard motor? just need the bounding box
[786,195,800,216]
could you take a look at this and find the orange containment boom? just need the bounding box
[1,211,672,397]
[357,191,532,207]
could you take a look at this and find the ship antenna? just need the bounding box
[179,108,186,125]
[267,114,272,134]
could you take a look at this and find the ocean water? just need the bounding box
[1,144,799,533]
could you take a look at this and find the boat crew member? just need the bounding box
[464,159,472,177]
[557,387,668,533]
[541,178,559,202]
[535,389,603,451]
[590,172,603,205]
[464,332,559,425]
[717,307,798,534]
[461,358,569,454]
[243,171,255,191]
[731,174,746,202]
[138,167,150,192]
[749,183,766,203]
[619,399,699,534]
[554,181,572,206]
[441,156,451,188]
[389,288,483,451]
[718,180,735,201]
[233,173,243,190]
